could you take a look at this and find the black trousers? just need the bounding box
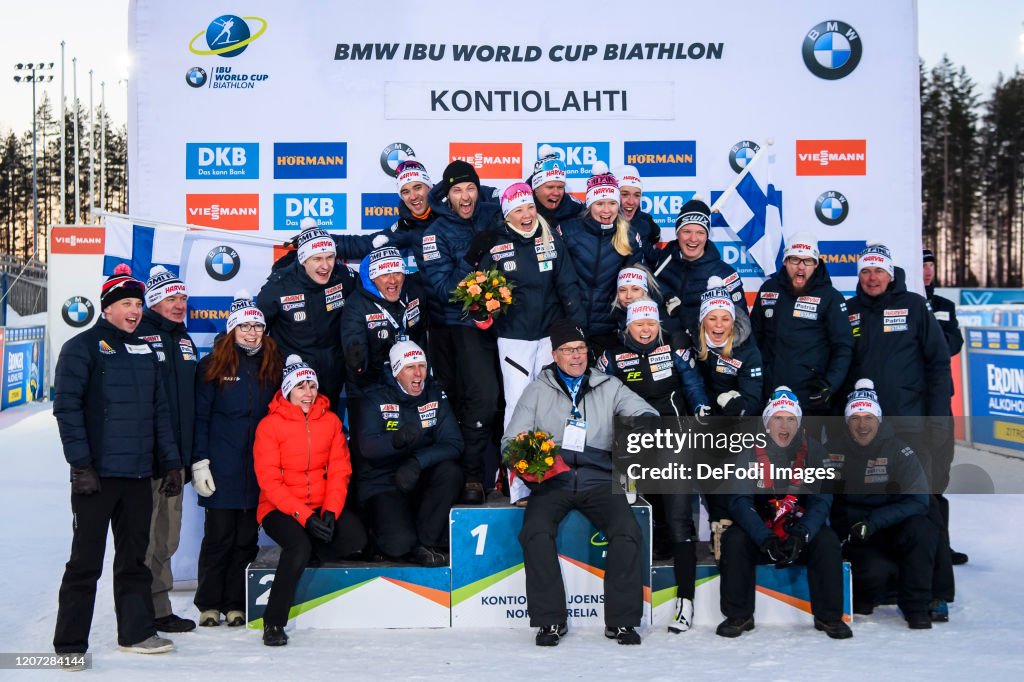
[719,525,844,622]
[929,495,955,602]
[843,513,938,616]
[364,460,463,558]
[260,509,367,627]
[194,508,259,613]
[427,325,457,396]
[519,486,643,628]
[450,325,500,485]
[662,493,698,599]
[54,478,155,653]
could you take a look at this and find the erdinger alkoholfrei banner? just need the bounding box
[127,0,923,296]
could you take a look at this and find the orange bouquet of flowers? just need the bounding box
[502,429,570,483]
[450,266,515,329]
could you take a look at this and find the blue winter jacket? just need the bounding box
[652,241,746,332]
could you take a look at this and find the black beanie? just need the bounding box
[675,198,711,234]
[442,160,481,192]
[922,248,936,264]
[548,319,587,350]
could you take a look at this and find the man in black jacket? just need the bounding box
[356,341,463,566]
[257,223,357,409]
[845,244,951,485]
[751,232,853,420]
[135,266,198,633]
[53,265,182,659]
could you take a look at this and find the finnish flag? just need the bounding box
[711,146,784,277]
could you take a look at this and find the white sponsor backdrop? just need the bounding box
[127,0,923,299]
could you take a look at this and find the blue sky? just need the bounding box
[0,1,1022,133]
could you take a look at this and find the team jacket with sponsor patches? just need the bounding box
[53,317,180,478]
[340,257,427,389]
[597,333,709,417]
[844,267,951,418]
[256,259,357,404]
[137,309,198,471]
[477,222,585,340]
[356,377,462,502]
[559,214,644,337]
[652,240,747,332]
[824,426,930,537]
[421,183,503,327]
[750,264,853,407]
[691,314,764,417]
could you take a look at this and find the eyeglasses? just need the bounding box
[556,345,588,356]
[237,323,266,333]
[786,257,817,268]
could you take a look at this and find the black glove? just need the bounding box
[392,422,423,451]
[807,380,832,410]
[160,469,183,497]
[345,342,367,376]
[394,458,422,494]
[761,536,785,563]
[717,391,745,417]
[849,521,872,544]
[463,231,499,267]
[777,527,808,568]
[70,465,101,496]
[321,510,336,538]
[306,514,333,543]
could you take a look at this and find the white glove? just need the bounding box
[695,404,712,425]
[665,296,681,316]
[716,390,742,409]
[191,459,216,498]
[371,234,390,248]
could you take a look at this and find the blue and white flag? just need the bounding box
[103,217,185,277]
[711,146,784,277]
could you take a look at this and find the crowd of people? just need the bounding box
[50,149,965,662]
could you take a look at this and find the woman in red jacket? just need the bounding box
[254,355,366,646]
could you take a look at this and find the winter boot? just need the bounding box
[198,610,220,627]
[460,482,485,505]
[716,615,754,638]
[951,549,969,565]
[605,626,642,645]
[118,635,174,654]
[409,545,446,567]
[154,614,196,633]
[667,597,694,634]
[226,610,246,627]
[814,618,853,639]
[929,599,949,623]
[535,623,567,646]
[905,612,933,629]
[263,624,288,646]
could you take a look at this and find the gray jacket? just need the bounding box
[502,365,657,491]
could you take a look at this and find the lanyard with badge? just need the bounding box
[562,379,588,453]
[373,301,410,343]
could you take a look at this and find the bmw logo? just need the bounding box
[815,190,849,226]
[62,296,95,328]
[185,66,207,88]
[205,245,240,281]
[729,140,760,173]
[189,14,268,59]
[380,143,416,177]
[803,20,862,80]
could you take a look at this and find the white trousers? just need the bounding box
[497,336,553,504]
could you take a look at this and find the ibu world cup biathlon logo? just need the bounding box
[62,296,95,327]
[815,190,849,226]
[802,20,862,80]
[380,143,417,178]
[728,140,760,174]
[205,245,240,281]
[189,15,267,58]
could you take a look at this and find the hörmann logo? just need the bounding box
[51,227,105,254]
[186,143,259,179]
[274,143,347,179]
[448,142,522,179]
[537,142,610,180]
[273,193,347,231]
[818,240,868,276]
[623,141,696,177]
[362,193,401,231]
[185,194,260,230]
[796,140,866,176]
[186,296,233,334]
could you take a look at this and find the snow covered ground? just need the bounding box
[2,401,1024,679]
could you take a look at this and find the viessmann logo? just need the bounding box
[448,143,522,179]
[795,140,866,176]
[51,227,105,254]
[186,194,260,230]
